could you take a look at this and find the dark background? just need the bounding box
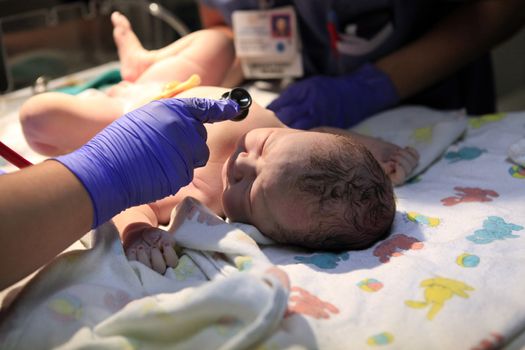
[0,0,201,91]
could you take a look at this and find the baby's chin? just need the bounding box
[220,160,232,218]
[221,158,229,191]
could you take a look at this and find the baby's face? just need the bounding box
[221,128,333,238]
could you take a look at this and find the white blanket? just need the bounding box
[0,198,294,349]
[259,110,525,349]
[1,107,525,349]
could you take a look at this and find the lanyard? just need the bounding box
[258,0,274,10]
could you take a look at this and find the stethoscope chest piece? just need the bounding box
[221,88,252,121]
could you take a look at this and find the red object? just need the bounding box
[0,141,32,168]
[327,22,339,57]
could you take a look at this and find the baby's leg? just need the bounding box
[135,29,236,86]
[111,11,155,82]
[19,92,124,156]
[112,11,236,86]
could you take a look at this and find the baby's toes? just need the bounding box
[162,243,179,268]
[150,247,167,274]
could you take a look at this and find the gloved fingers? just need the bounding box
[267,86,304,114]
[164,97,241,124]
[272,105,314,129]
[150,247,167,274]
[267,95,289,112]
[192,145,210,168]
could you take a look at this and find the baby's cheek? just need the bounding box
[221,186,244,222]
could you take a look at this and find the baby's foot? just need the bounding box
[111,11,155,82]
[123,227,179,274]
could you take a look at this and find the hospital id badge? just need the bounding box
[232,6,303,79]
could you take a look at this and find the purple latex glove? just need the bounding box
[267,63,399,129]
[55,97,240,228]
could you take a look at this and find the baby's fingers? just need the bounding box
[137,246,152,268]
[404,146,420,163]
[126,248,137,261]
[395,148,419,174]
[151,247,167,274]
[163,243,179,268]
[393,154,413,178]
[389,162,407,186]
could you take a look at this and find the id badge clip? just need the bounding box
[232,6,303,79]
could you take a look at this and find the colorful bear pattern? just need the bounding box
[282,113,525,348]
[3,113,525,350]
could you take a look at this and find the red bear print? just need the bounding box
[373,233,423,263]
[441,187,499,206]
[286,286,339,319]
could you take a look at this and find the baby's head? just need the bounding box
[221,128,395,251]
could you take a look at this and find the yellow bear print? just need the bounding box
[405,277,474,320]
[469,113,506,129]
[412,126,433,143]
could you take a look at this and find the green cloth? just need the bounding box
[55,68,122,95]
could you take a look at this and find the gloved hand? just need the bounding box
[55,97,240,228]
[267,63,399,129]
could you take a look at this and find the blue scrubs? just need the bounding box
[200,0,495,115]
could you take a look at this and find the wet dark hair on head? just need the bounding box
[275,135,396,251]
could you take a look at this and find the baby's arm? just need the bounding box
[112,203,178,274]
[313,126,419,186]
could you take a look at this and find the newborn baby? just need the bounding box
[18,12,418,273]
[114,86,415,273]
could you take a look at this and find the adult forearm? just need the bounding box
[376,0,525,99]
[0,161,93,289]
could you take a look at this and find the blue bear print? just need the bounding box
[294,252,350,269]
[445,146,486,163]
[467,216,524,244]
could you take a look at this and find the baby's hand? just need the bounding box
[382,146,419,186]
[123,226,179,274]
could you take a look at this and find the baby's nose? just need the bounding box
[233,152,257,182]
